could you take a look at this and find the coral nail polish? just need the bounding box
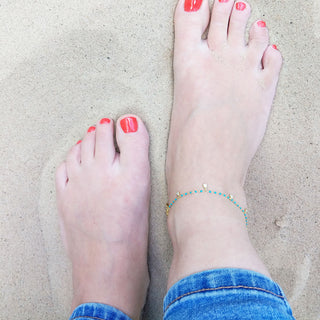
[100,118,111,124]
[87,126,96,133]
[257,20,266,27]
[236,2,246,11]
[272,44,278,50]
[184,0,203,12]
[76,140,82,145]
[219,0,229,3]
[120,117,138,133]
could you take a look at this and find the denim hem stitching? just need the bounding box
[165,285,285,312]
[72,316,109,320]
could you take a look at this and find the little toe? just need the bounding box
[81,125,96,164]
[116,115,150,175]
[174,0,210,48]
[248,20,270,67]
[55,162,68,192]
[262,45,283,85]
[228,1,251,47]
[95,118,116,164]
[66,143,81,178]
[207,0,235,50]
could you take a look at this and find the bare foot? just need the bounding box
[55,116,150,320]
[166,0,282,288]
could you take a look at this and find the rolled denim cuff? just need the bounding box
[164,268,295,319]
[69,303,132,320]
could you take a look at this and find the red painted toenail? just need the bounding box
[272,44,278,50]
[76,140,82,145]
[100,118,111,124]
[236,2,246,10]
[87,126,96,133]
[219,0,229,2]
[257,20,266,27]
[184,0,203,12]
[120,117,138,133]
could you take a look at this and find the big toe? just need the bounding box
[116,115,150,179]
[174,0,210,48]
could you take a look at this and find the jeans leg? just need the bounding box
[69,303,132,320]
[164,268,295,320]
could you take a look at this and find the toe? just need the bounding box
[95,118,116,164]
[66,143,81,177]
[81,125,96,164]
[262,45,283,85]
[228,1,251,47]
[247,20,270,67]
[55,162,68,192]
[116,115,150,175]
[207,0,235,50]
[174,0,210,47]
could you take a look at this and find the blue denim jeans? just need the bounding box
[69,268,295,320]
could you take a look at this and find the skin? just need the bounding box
[166,0,282,288]
[55,0,282,318]
[56,116,150,319]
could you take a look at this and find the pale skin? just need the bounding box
[55,0,282,319]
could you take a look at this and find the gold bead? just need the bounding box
[166,204,169,216]
[176,192,182,198]
[202,183,208,192]
[228,194,234,201]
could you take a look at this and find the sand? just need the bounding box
[1,0,319,319]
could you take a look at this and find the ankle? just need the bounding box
[167,191,248,234]
[167,182,247,215]
[72,265,149,320]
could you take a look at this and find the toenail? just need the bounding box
[184,0,203,12]
[218,0,229,3]
[120,117,138,133]
[76,140,82,145]
[257,20,266,28]
[272,44,278,50]
[100,118,111,125]
[87,126,96,133]
[235,2,246,11]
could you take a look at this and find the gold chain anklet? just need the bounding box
[166,183,248,226]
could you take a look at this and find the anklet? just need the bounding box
[166,184,248,226]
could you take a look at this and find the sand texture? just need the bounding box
[1,0,319,319]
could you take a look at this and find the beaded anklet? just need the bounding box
[166,183,248,226]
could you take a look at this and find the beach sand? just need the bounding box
[1,0,319,319]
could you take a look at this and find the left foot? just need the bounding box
[55,115,150,320]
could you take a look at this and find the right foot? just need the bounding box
[55,115,150,320]
[166,0,282,288]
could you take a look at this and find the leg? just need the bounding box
[167,0,282,288]
[164,1,295,318]
[56,116,150,320]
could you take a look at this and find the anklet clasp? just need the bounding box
[166,183,248,226]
